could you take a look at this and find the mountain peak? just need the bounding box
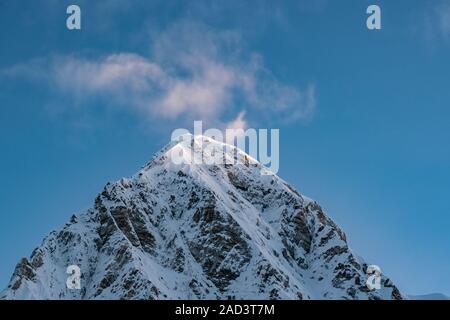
[146,133,258,166]
[1,139,403,300]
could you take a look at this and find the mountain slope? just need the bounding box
[408,293,449,300]
[1,135,403,300]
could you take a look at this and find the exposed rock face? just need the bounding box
[1,135,403,300]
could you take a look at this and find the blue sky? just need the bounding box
[1,0,449,296]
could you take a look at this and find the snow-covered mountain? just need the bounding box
[1,135,403,300]
[408,293,449,300]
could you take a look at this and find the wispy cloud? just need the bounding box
[419,2,450,44]
[2,22,315,128]
[437,2,450,37]
[226,111,247,131]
